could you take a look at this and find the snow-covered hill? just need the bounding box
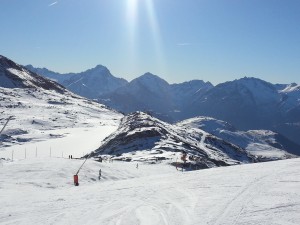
[177,117,299,160]
[0,56,123,154]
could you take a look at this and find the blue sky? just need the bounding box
[0,0,299,84]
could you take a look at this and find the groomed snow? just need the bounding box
[1,127,299,225]
[0,126,118,159]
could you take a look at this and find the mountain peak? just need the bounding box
[93,64,108,71]
[0,55,21,69]
[134,72,169,86]
[236,76,267,84]
[83,64,110,76]
[218,76,277,95]
[141,72,162,79]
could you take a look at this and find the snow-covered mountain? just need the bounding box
[25,64,128,99]
[1,56,299,225]
[177,116,299,159]
[91,111,297,168]
[91,111,254,168]
[170,80,213,104]
[62,65,128,99]
[0,56,123,149]
[278,83,300,118]
[187,77,281,127]
[186,77,300,146]
[25,65,73,83]
[100,73,174,117]
[0,56,65,92]
[99,73,212,121]
[24,63,300,147]
[101,75,300,147]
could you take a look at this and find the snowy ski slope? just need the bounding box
[1,128,299,225]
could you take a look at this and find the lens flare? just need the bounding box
[126,0,138,38]
[144,0,166,73]
[126,0,139,68]
[126,0,166,74]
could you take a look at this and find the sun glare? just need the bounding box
[126,0,166,74]
[144,0,166,73]
[126,0,138,22]
[126,0,139,67]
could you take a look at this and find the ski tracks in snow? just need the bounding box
[97,183,194,225]
[211,164,289,225]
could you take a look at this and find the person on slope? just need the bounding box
[98,169,102,180]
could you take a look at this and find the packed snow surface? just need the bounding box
[1,128,299,225]
[0,87,122,156]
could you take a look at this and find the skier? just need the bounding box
[98,169,102,180]
[136,163,138,169]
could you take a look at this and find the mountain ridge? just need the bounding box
[25,64,128,99]
[91,112,297,167]
[21,60,300,147]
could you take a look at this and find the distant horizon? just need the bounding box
[1,0,299,85]
[24,59,299,86]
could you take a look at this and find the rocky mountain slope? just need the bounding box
[91,112,296,168]
[0,56,65,92]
